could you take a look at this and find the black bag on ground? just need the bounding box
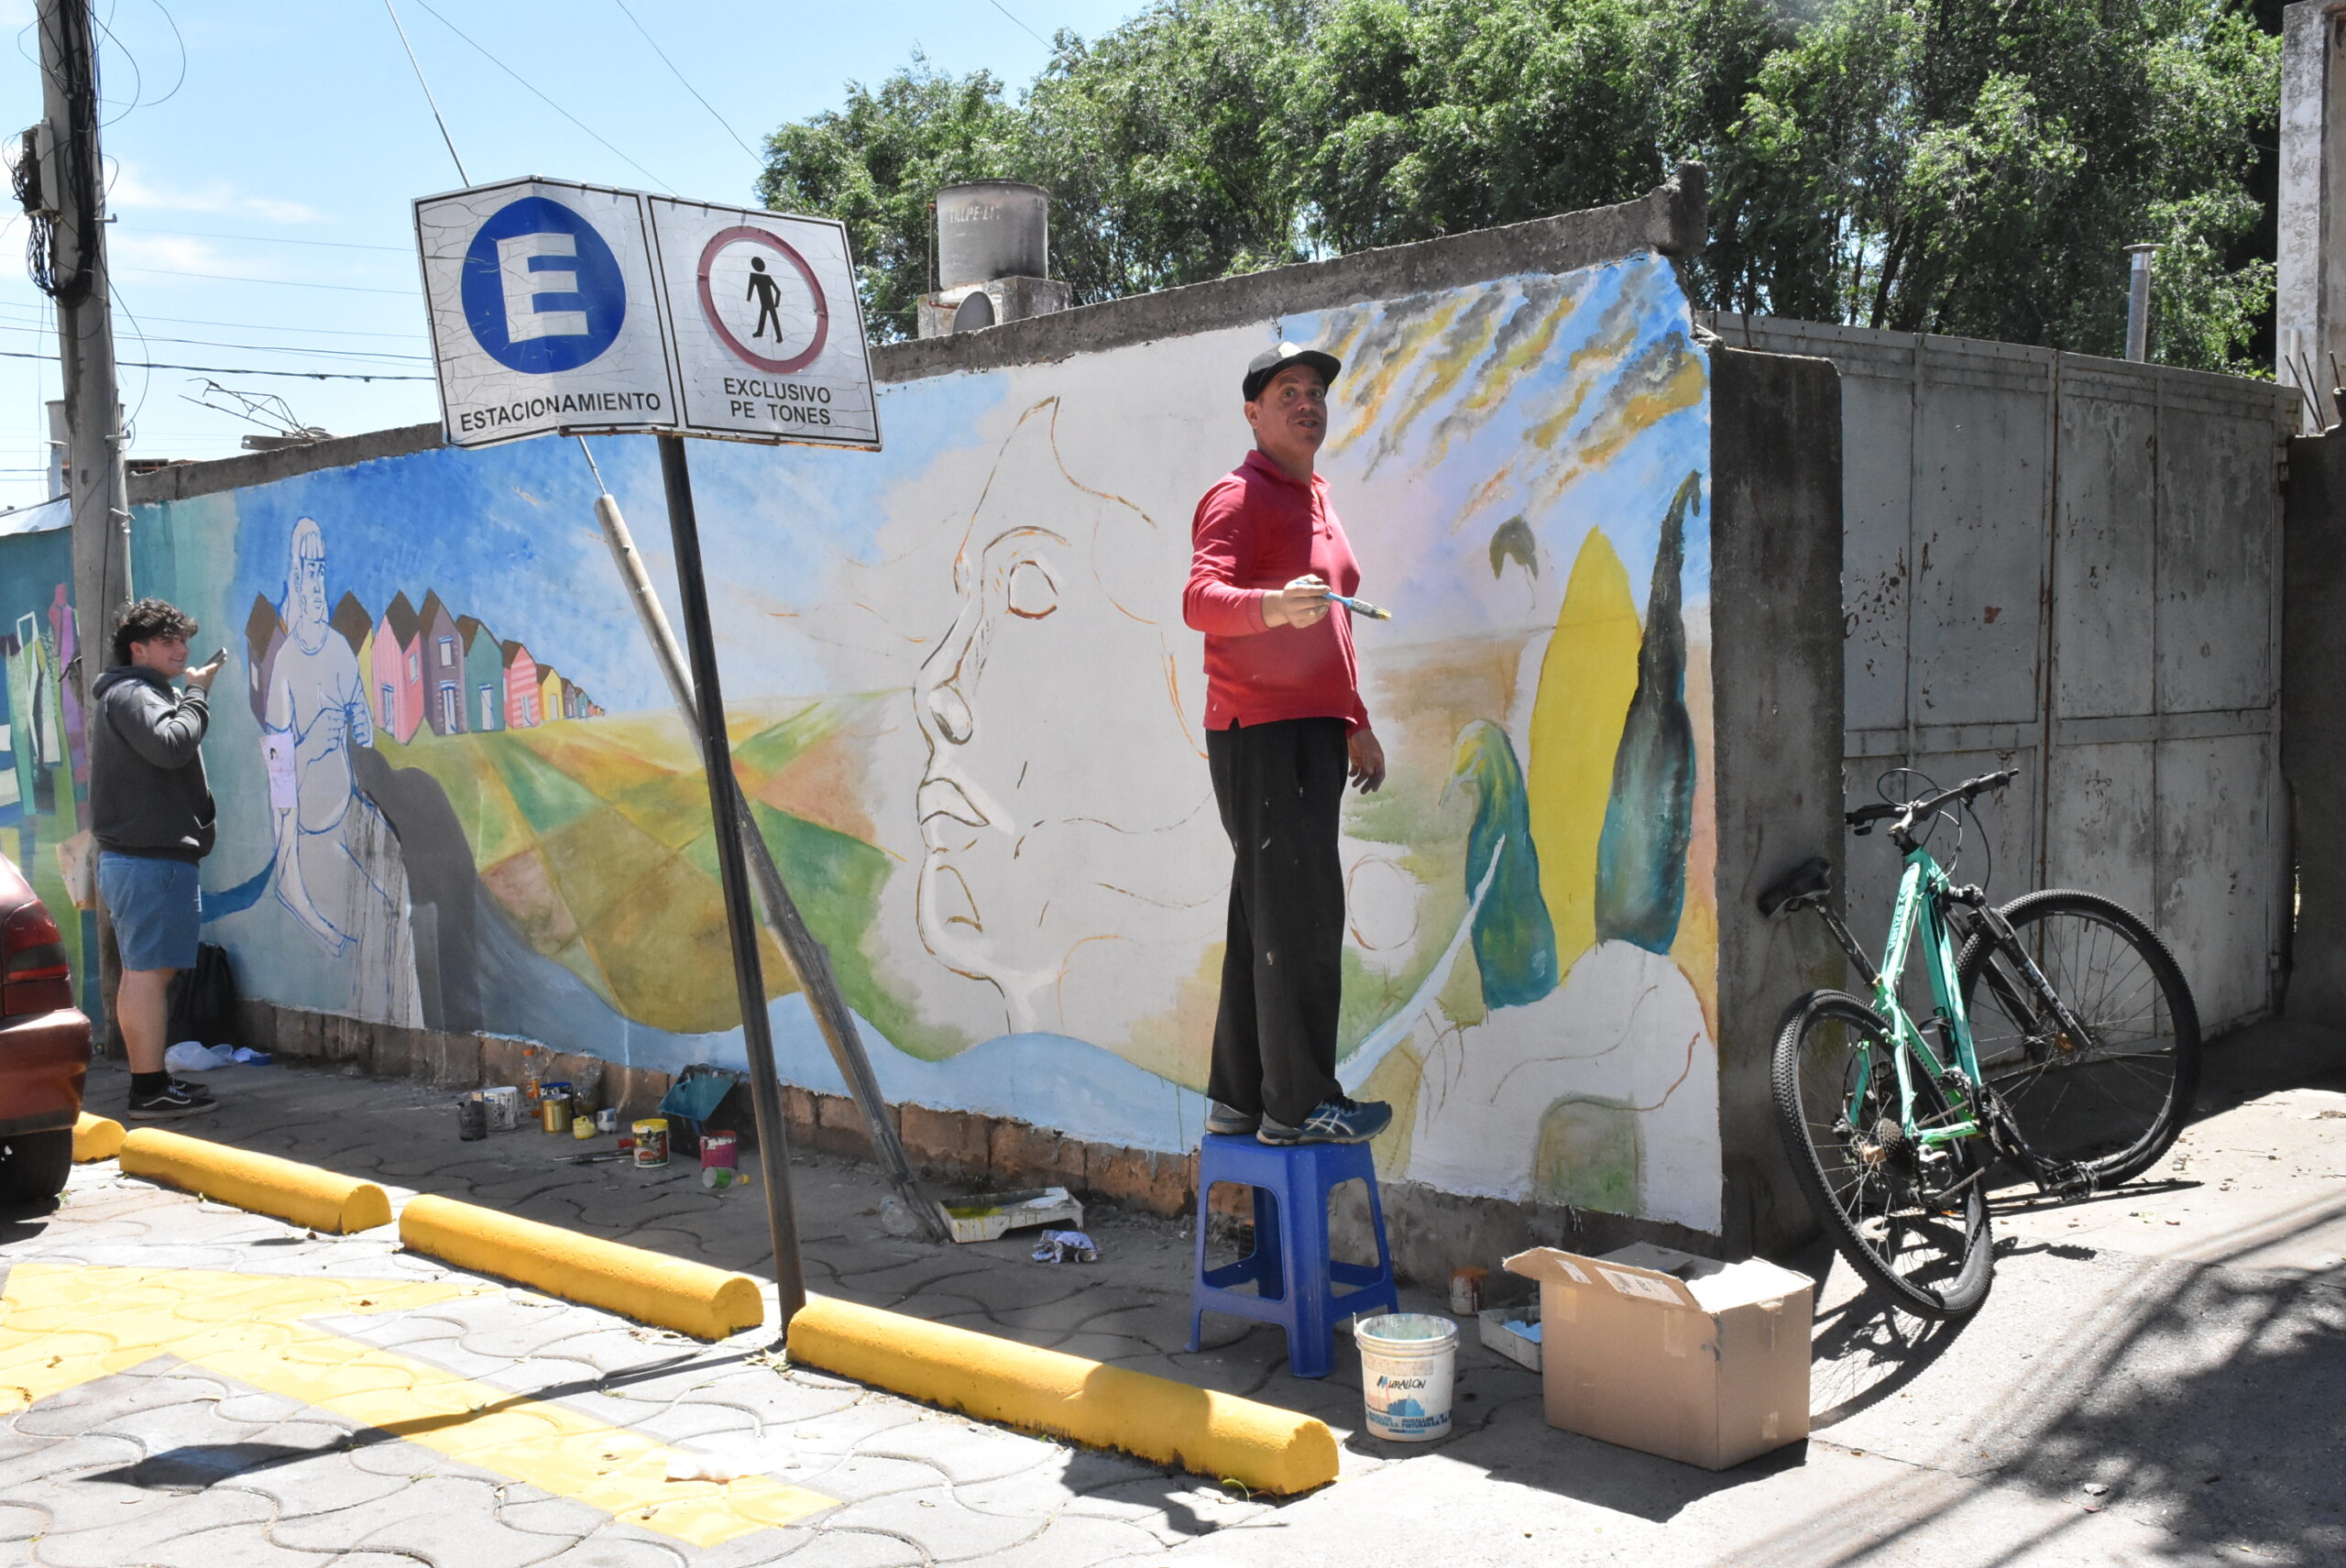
[165,942,241,1051]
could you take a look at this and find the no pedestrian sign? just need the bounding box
[415,177,880,452]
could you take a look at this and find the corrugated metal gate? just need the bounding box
[1708,315,2294,1034]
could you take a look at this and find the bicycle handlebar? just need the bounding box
[1846,768,2018,837]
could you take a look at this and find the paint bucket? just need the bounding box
[541,1093,571,1135]
[632,1118,670,1168]
[483,1087,521,1133]
[700,1129,739,1170]
[456,1095,487,1142]
[1356,1313,1458,1443]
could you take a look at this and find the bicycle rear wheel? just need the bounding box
[1771,991,1993,1319]
[1956,889,2200,1187]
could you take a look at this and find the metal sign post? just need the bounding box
[656,430,806,1320]
[417,177,940,1329]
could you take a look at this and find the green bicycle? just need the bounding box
[1760,768,2202,1318]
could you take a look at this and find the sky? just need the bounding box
[0,0,1146,513]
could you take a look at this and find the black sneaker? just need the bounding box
[1258,1096,1392,1146]
[126,1082,218,1121]
[1205,1100,1259,1136]
[169,1075,215,1103]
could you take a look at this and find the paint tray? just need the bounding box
[1478,1304,1543,1372]
[939,1186,1084,1245]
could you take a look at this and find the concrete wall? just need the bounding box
[1708,347,1847,1256]
[1709,315,2294,1037]
[2283,427,2346,1026]
[2280,0,2346,431]
[0,172,1864,1275]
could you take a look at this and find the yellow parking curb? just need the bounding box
[71,1112,124,1163]
[786,1295,1341,1496]
[119,1128,391,1234]
[399,1193,763,1342]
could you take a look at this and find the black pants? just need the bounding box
[1206,717,1347,1126]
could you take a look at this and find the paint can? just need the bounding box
[456,1094,487,1142]
[595,1108,619,1134]
[699,1129,739,1170]
[1447,1266,1488,1317]
[540,1094,571,1135]
[632,1118,669,1168]
[1356,1313,1459,1443]
[483,1087,521,1133]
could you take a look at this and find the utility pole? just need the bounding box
[33,0,132,1038]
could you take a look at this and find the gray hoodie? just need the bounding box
[90,665,214,861]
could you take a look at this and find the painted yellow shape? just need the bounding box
[790,1295,1339,1496]
[400,1193,764,1342]
[120,1128,392,1234]
[72,1112,123,1163]
[1528,529,1641,961]
[0,1263,833,1547]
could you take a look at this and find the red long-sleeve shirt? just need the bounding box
[1183,449,1370,734]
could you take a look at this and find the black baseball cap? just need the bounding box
[1243,342,1342,401]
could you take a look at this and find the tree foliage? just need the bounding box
[759,0,2278,370]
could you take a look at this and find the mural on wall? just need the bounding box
[4,247,1721,1231]
[0,521,101,1018]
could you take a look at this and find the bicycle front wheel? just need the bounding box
[1771,991,1993,1319]
[1956,889,2201,1187]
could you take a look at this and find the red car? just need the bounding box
[0,853,89,1204]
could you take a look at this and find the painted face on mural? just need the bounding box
[288,517,329,652]
[913,400,1224,1041]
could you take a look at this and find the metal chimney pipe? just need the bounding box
[2124,245,2160,362]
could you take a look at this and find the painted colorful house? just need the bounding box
[458,616,503,732]
[370,591,423,743]
[500,640,539,729]
[419,591,465,737]
[537,666,565,728]
[330,591,373,656]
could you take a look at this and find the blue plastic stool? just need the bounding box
[1187,1134,1400,1378]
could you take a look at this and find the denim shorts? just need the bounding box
[97,850,201,971]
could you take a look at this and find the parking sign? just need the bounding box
[645,198,879,450]
[416,178,677,448]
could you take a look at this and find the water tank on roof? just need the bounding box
[937,181,1049,289]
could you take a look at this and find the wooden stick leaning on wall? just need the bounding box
[577,437,954,1246]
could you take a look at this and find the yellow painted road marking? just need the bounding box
[0,1263,834,1547]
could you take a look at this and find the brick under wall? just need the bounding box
[233,999,1727,1282]
[234,999,1200,1218]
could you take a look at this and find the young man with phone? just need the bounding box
[1182,343,1391,1146]
[91,598,225,1119]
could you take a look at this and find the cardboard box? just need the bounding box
[1503,1242,1812,1470]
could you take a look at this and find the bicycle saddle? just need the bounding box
[1757,855,1833,916]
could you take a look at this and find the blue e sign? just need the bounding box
[460,196,626,373]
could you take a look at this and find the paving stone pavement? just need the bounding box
[6,1035,2344,1566]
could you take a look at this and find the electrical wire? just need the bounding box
[986,0,1049,46]
[115,266,416,295]
[409,0,675,193]
[0,349,429,381]
[608,0,758,160]
[381,0,468,185]
[123,226,411,254]
[0,302,423,342]
[0,322,427,361]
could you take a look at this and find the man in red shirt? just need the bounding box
[1183,343,1391,1146]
